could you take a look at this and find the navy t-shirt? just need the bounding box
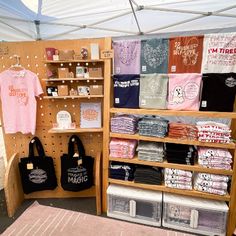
[200,73,236,112]
[113,74,140,108]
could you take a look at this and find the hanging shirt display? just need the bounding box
[113,40,141,74]
[200,73,236,112]
[139,73,168,109]
[140,38,169,74]
[168,35,203,73]
[201,32,236,73]
[167,73,202,111]
[113,74,140,108]
[0,69,43,135]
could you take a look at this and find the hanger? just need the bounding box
[9,55,25,71]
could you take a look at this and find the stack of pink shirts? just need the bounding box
[197,121,231,143]
[109,138,137,159]
[198,147,232,170]
[164,168,192,190]
[194,173,229,195]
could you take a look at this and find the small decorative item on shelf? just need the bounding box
[76,66,85,78]
[58,85,69,96]
[77,86,90,96]
[45,47,56,60]
[52,111,76,130]
[68,71,74,78]
[74,53,83,60]
[88,67,102,77]
[89,85,103,95]
[90,43,99,60]
[58,68,70,78]
[59,50,75,60]
[46,86,58,96]
[81,47,88,59]
[69,88,78,96]
[46,68,57,79]
[53,49,59,61]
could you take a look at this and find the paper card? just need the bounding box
[27,163,33,170]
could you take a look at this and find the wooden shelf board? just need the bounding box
[108,179,230,202]
[42,77,104,81]
[110,132,236,149]
[43,95,104,99]
[44,59,104,63]
[110,107,236,119]
[109,156,233,176]
[48,128,103,133]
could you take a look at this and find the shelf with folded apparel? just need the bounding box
[109,155,233,176]
[42,77,104,82]
[48,127,103,134]
[43,95,104,99]
[110,107,236,119]
[43,59,105,64]
[108,178,230,202]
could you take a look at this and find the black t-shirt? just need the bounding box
[200,73,236,112]
[113,74,140,108]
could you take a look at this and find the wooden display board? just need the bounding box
[0,38,111,214]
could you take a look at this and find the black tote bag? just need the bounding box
[18,137,57,194]
[60,135,94,192]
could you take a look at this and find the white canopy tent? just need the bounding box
[0,0,236,41]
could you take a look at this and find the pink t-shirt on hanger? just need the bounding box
[167,73,202,111]
[0,69,43,135]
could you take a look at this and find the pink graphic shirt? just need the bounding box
[167,73,202,110]
[0,69,43,134]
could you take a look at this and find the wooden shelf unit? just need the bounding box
[108,178,231,202]
[43,95,104,99]
[44,59,105,63]
[42,77,104,82]
[48,128,103,133]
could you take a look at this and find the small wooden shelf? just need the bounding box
[108,178,230,202]
[110,132,236,149]
[110,107,236,119]
[42,77,104,82]
[48,128,103,133]
[44,59,104,64]
[109,156,233,176]
[43,95,104,99]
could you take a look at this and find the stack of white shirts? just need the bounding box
[137,141,164,162]
[109,138,137,159]
[194,173,229,196]
[198,147,232,170]
[164,168,192,190]
[197,121,231,143]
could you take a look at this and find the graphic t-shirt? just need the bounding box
[141,38,169,73]
[168,35,203,73]
[139,74,168,109]
[200,73,236,112]
[201,33,236,73]
[113,40,141,74]
[167,73,202,111]
[0,69,43,134]
[113,74,140,108]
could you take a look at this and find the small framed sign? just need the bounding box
[101,50,114,59]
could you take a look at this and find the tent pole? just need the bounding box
[34,20,41,40]
[129,0,142,34]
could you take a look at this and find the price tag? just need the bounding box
[101,50,114,59]
[27,163,33,170]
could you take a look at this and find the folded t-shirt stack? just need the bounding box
[111,114,139,134]
[194,173,229,195]
[164,168,193,190]
[197,121,231,143]
[137,141,164,162]
[198,147,232,170]
[109,138,137,159]
[165,143,197,165]
[134,166,162,185]
[168,122,198,140]
[109,163,135,181]
[138,116,169,137]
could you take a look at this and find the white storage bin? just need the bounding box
[107,184,162,226]
[163,193,228,236]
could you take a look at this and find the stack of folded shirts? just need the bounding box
[198,147,232,170]
[164,168,193,190]
[197,121,231,143]
[194,173,229,195]
[134,166,162,185]
[165,143,197,165]
[109,138,137,158]
[138,116,169,138]
[111,114,139,134]
[109,163,135,181]
[168,122,198,140]
[137,141,164,162]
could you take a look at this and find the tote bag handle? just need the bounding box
[28,137,46,158]
[68,135,85,158]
